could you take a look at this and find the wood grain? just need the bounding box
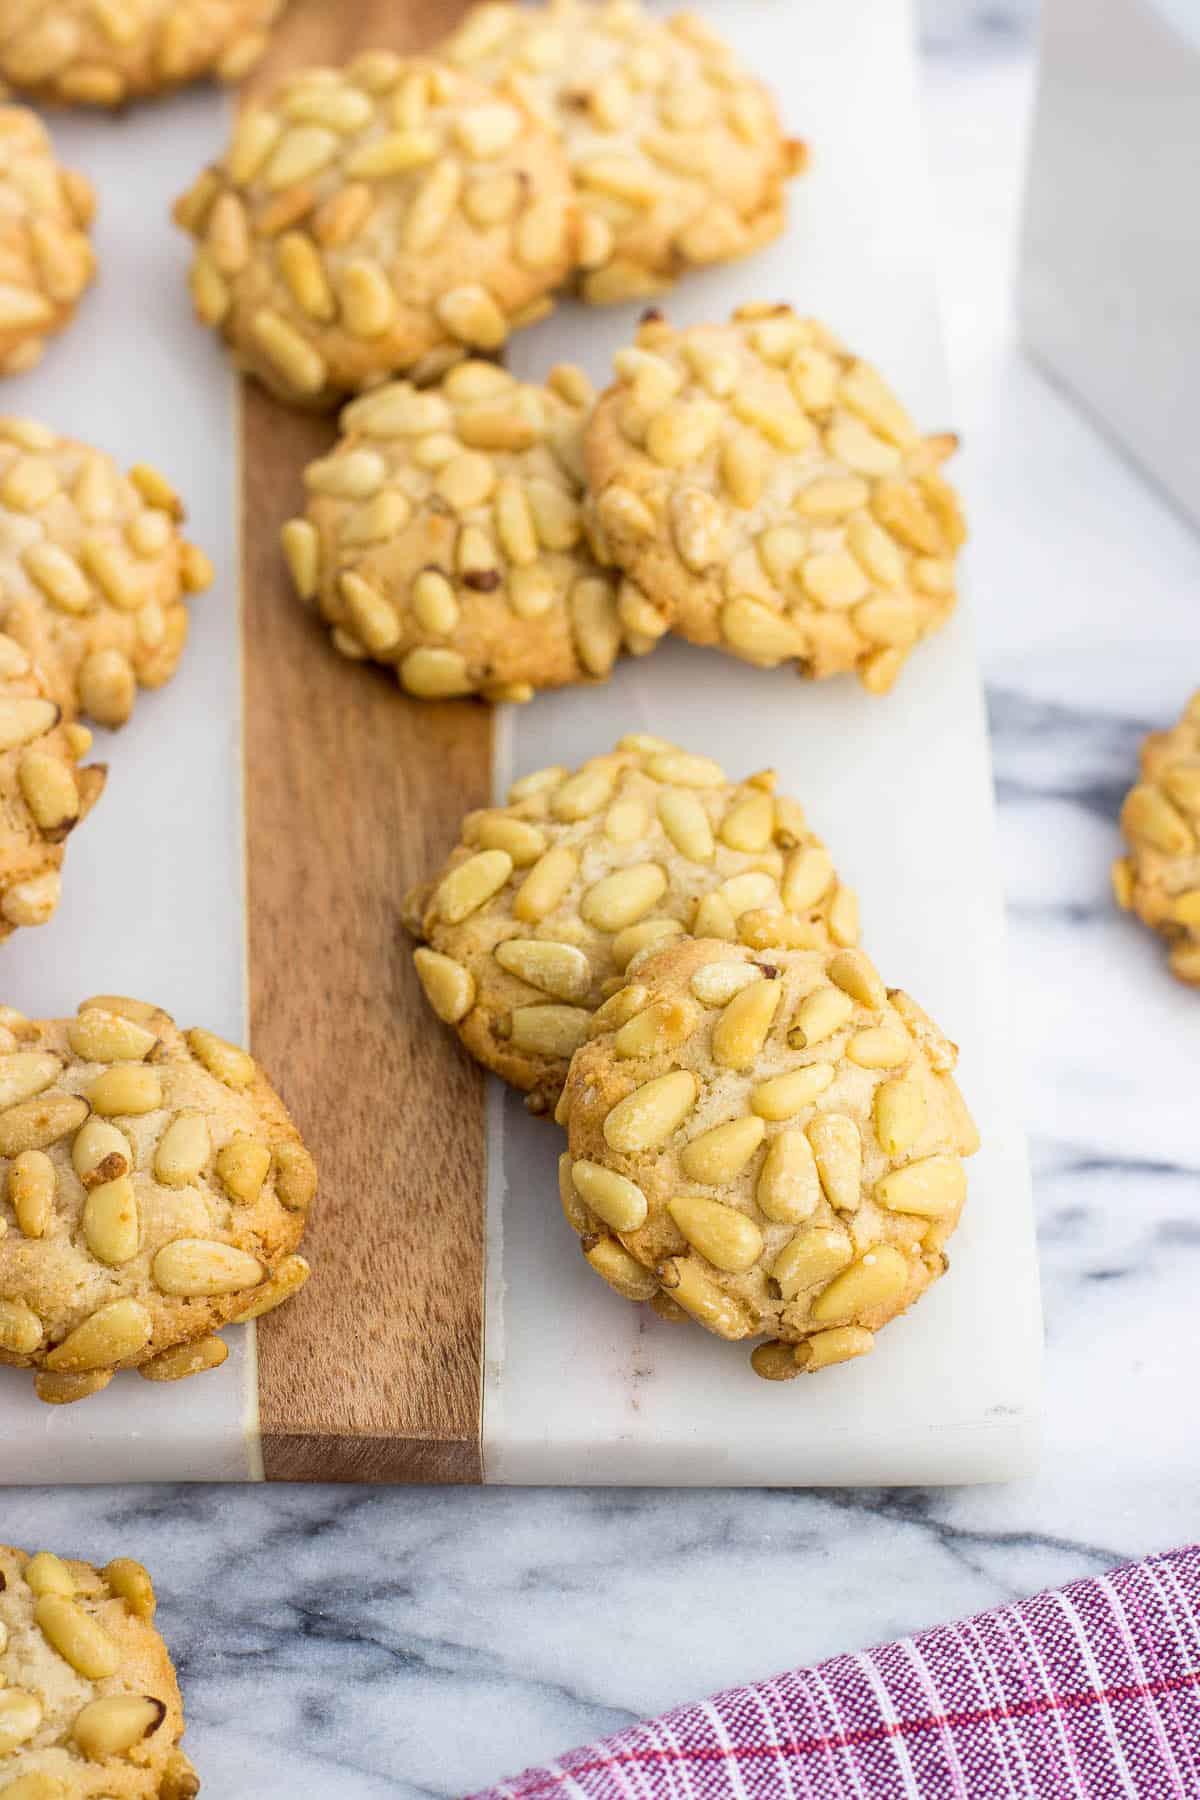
[241,0,488,1483]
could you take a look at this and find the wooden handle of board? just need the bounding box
[241,0,489,1483]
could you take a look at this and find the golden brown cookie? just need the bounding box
[404,735,860,1111]
[0,422,213,729]
[585,304,967,692]
[441,0,803,304]
[173,54,576,408]
[0,632,105,941]
[0,1545,198,1798]
[558,935,979,1377]
[0,105,96,379]
[1113,690,1200,985]
[0,995,316,1406]
[0,0,283,107]
[282,359,636,702]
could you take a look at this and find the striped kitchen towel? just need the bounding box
[471,1545,1200,1799]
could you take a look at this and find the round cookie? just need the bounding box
[282,359,634,702]
[0,421,213,729]
[0,631,106,941]
[1113,689,1200,986]
[0,995,316,1406]
[441,0,804,304]
[0,0,283,107]
[403,734,860,1111]
[557,935,979,1377]
[585,304,967,693]
[173,54,576,408]
[0,1544,198,1798]
[0,105,96,379]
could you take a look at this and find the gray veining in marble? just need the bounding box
[7,29,1200,1800]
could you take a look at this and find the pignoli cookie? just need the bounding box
[441,0,803,305]
[0,995,316,1405]
[0,106,96,379]
[0,1544,198,1797]
[557,934,978,1377]
[174,54,576,407]
[404,735,860,1111]
[0,0,283,107]
[0,632,105,941]
[283,359,634,701]
[1113,690,1200,986]
[585,303,967,692]
[0,423,212,729]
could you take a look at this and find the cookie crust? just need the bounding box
[441,0,803,304]
[558,935,979,1377]
[0,1544,198,1797]
[0,996,316,1406]
[0,105,96,380]
[174,54,576,407]
[283,359,636,701]
[1114,690,1200,985]
[404,735,860,1111]
[585,304,966,693]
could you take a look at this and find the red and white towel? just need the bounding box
[472,1546,1200,1799]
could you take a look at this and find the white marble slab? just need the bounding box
[0,89,260,1481]
[483,0,1041,1485]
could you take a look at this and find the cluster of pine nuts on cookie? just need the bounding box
[0,997,316,1405]
[1114,691,1200,985]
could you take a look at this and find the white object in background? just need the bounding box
[484,0,1042,1487]
[1019,0,1200,530]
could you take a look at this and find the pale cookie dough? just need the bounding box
[0,632,105,942]
[0,995,317,1406]
[404,734,860,1111]
[1113,690,1200,986]
[557,935,979,1378]
[174,54,576,408]
[0,106,96,379]
[0,0,283,107]
[0,422,213,729]
[0,1544,198,1798]
[282,359,635,702]
[441,0,803,304]
[585,304,967,692]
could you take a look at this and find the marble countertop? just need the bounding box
[7,35,1200,1800]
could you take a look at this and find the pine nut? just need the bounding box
[692,892,738,940]
[401,647,474,698]
[148,1110,209,1187]
[435,850,513,925]
[0,1051,61,1110]
[474,816,546,866]
[811,1245,909,1323]
[585,1236,658,1301]
[72,1692,166,1761]
[412,947,476,1024]
[756,1131,821,1224]
[659,1256,748,1339]
[611,919,684,972]
[645,751,725,788]
[572,1160,648,1232]
[508,1005,591,1058]
[82,1175,138,1265]
[668,1196,763,1272]
[0,1689,42,1755]
[102,1557,156,1619]
[608,994,690,1059]
[656,789,714,863]
[846,1027,911,1069]
[719,789,774,853]
[228,1253,310,1323]
[772,1223,854,1299]
[797,1325,875,1372]
[89,1065,162,1116]
[581,863,668,932]
[514,846,577,922]
[24,1549,72,1595]
[720,596,806,663]
[788,984,854,1048]
[604,1071,697,1152]
[0,1091,89,1155]
[495,939,590,1003]
[752,1063,836,1120]
[551,764,618,821]
[806,1113,862,1213]
[35,1594,119,1679]
[45,1297,152,1370]
[690,961,762,1007]
[9,1148,54,1236]
[35,1370,112,1405]
[0,1297,44,1354]
[216,1134,272,1205]
[186,1028,257,1090]
[68,1007,158,1063]
[679,1116,765,1184]
[592,985,651,1034]
[828,949,886,1009]
[712,978,782,1069]
[139,1335,229,1383]
[152,1239,264,1297]
[873,1078,927,1157]
[876,1153,966,1218]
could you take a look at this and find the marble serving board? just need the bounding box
[0,0,1041,1484]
